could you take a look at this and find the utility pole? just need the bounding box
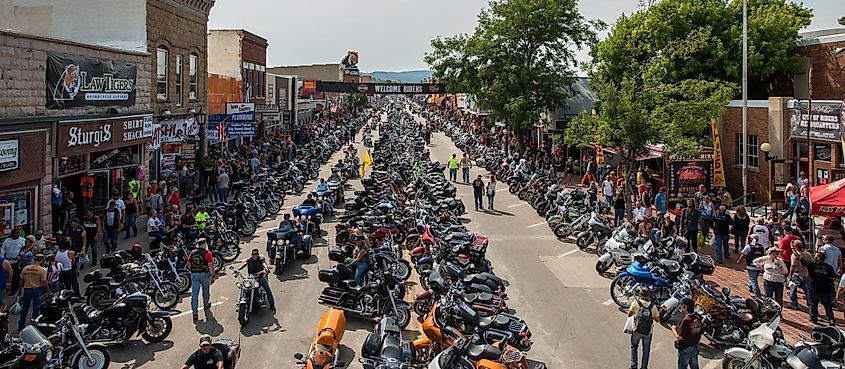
[741,0,748,204]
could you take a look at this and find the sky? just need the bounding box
[208,0,843,72]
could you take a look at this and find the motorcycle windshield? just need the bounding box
[19,325,51,347]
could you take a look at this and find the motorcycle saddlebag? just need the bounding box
[211,338,240,369]
[688,254,715,276]
[99,255,120,269]
[318,269,341,284]
[328,247,348,263]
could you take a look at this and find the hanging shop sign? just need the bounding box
[151,118,199,149]
[790,100,844,142]
[207,120,256,139]
[815,143,833,161]
[0,139,20,172]
[46,52,137,109]
[57,114,153,156]
[224,103,256,122]
[316,81,446,95]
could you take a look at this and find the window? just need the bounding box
[156,48,168,100]
[189,54,197,100]
[736,133,759,168]
[174,55,183,106]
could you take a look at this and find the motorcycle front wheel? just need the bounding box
[152,283,180,310]
[141,315,173,343]
[219,243,241,262]
[721,357,767,369]
[238,302,250,327]
[72,347,110,369]
[609,275,636,309]
[389,306,411,330]
[575,233,591,250]
[224,231,241,245]
[393,259,412,281]
[554,224,573,239]
[595,259,613,274]
[86,290,113,310]
[212,254,224,273]
[175,271,191,294]
[239,221,257,237]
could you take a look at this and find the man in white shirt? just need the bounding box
[108,193,126,222]
[602,175,614,206]
[820,235,842,275]
[750,217,771,249]
[2,232,25,296]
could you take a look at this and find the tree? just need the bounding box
[565,2,736,217]
[591,0,811,99]
[425,0,603,141]
[350,93,369,110]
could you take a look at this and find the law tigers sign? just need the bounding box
[46,52,137,109]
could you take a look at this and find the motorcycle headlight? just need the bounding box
[253,281,260,288]
[236,282,242,288]
[276,240,284,245]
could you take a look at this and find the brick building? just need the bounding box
[0,29,153,235]
[207,29,269,114]
[147,0,215,180]
[719,28,845,204]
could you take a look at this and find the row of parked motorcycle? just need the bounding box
[288,102,546,369]
[0,113,374,369]
[431,101,845,368]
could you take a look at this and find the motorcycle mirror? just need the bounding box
[293,353,303,360]
[721,287,731,297]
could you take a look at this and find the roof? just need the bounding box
[798,28,845,46]
[555,77,597,120]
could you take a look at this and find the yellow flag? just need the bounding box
[360,149,373,177]
[711,118,726,187]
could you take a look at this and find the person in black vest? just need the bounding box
[180,335,223,369]
[81,210,100,268]
[737,234,764,299]
[711,205,734,263]
[806,249,836,325]
[472,175,485,211]
[102,202,120,254]
[238,248,275,311]
[64,218,87,270]
[188,238,215,321]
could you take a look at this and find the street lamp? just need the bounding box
[760,142,777,161]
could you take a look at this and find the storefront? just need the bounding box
[0,128,49,238]
[789,100,845,186]
[54,114,153,213]
[150,117,200,178]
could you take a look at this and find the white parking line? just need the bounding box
[172,301,225,318]
[526,221,547,228]
[256,226,275,233]
[496,188,508,192]
[557,249,580,258]
[508,203,528,208]
[602,299,614,306]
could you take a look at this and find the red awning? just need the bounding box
[811,178,845,216]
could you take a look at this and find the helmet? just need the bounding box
[131,243,142,254]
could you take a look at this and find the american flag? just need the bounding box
[217,119,227,142]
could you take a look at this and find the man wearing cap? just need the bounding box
[180,335,223,369]
[188,238,215,321]
[17,253,50,330]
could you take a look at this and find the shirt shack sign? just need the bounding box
[46,52,137,109]
[57,115,153,156]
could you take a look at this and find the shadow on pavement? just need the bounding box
[486,210,515,217]
[196,309,225,335]
[276,257,316,282]
[338,345,357,366]
[346,317,375,332]
[109,339,174,368]
[240,312,284,337]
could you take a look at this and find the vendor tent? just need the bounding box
[810,177,845,216]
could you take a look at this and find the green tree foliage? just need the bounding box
[592,0,811,99]
[425,0,603,136]
[351,93,369,109]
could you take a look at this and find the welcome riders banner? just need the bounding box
[316,81,447,95]
[46,52,137,109]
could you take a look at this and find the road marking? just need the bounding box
[508,203,528,208]
[172,301,225,318]
[702,359,721,369]
[527,221,547,228]
[496,188,508,192]
[602,299,614,306]
[557,249,580,258]
[256,226,275,233]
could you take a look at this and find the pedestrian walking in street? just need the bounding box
[672,298,703,369]
[698,196,714,241]
[805,249,837,325]
[64,218,86,269]
[613,189,626,227]
[56,239,78,295]
[447,154,459,182]
[460,153,472,183]
[218,170,230,203]
[680,200,700,253]
[487,176,497,210]
[45,253,61,294]
[102,201,120,254]
[711,205,733,263]
[81,210,100,267]
[188,238,215,321]
[472,175,485,211]
[627,288,659,369]
[788,239,813,309]
[750,217,772,250]
[737,234,764,298]
[754,247,789,308]
[602,175,614,207]
[16,253,49,331]
[2,232,24,296]
[779,226,800,270]
[732,206,750,254]
[149,188,163,214]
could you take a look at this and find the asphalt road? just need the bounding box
[88,111,729,369]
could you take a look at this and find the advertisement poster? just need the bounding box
[711,119,726,187]
[668,159,713,205]
[0,139,20,172]
[46,52,137,109]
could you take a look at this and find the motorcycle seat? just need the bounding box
[466,343,502,361]
[477,315,511,330]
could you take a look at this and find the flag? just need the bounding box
[360,149,373,177]
[594,143,604,165]
[217,120,227,142]
[711,118,726,187]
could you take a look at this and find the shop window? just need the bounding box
[0,188,35,239]
[735,133,759,168]
[157,48,168,101]
[175,55,183,106]
[90,146,139,171]
[189,54,198,100]
[58,155,85,176]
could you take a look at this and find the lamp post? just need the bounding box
[190,107,208,199]
[741,0,749,204]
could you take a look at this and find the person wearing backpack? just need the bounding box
[672,298,703,369]
[627,287,660,369]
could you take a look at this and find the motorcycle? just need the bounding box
[232,268,270,327]
[575,212,614,254]
[294,308,348,369]
[28,294,111,369]
[359,316,417,369]
[267,223,313,275]
[317,266,411,329]
[425,327,545,369]
[722,315,845,368]
[83,260,180,311]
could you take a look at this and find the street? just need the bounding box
[90,113,725,369]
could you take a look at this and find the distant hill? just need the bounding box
[370,70,433,83]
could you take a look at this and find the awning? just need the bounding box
[811,178,845,216]
[602,145,664,161]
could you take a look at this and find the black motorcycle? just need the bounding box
[318,266,411,329]
[359,316,416,369]
[266,224,313,275]
[232,269,270,327]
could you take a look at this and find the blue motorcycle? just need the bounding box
[293,205,322,239]
[610,261,674,309]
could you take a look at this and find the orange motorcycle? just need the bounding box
[425,327,546,369]
[294,308,347,369]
